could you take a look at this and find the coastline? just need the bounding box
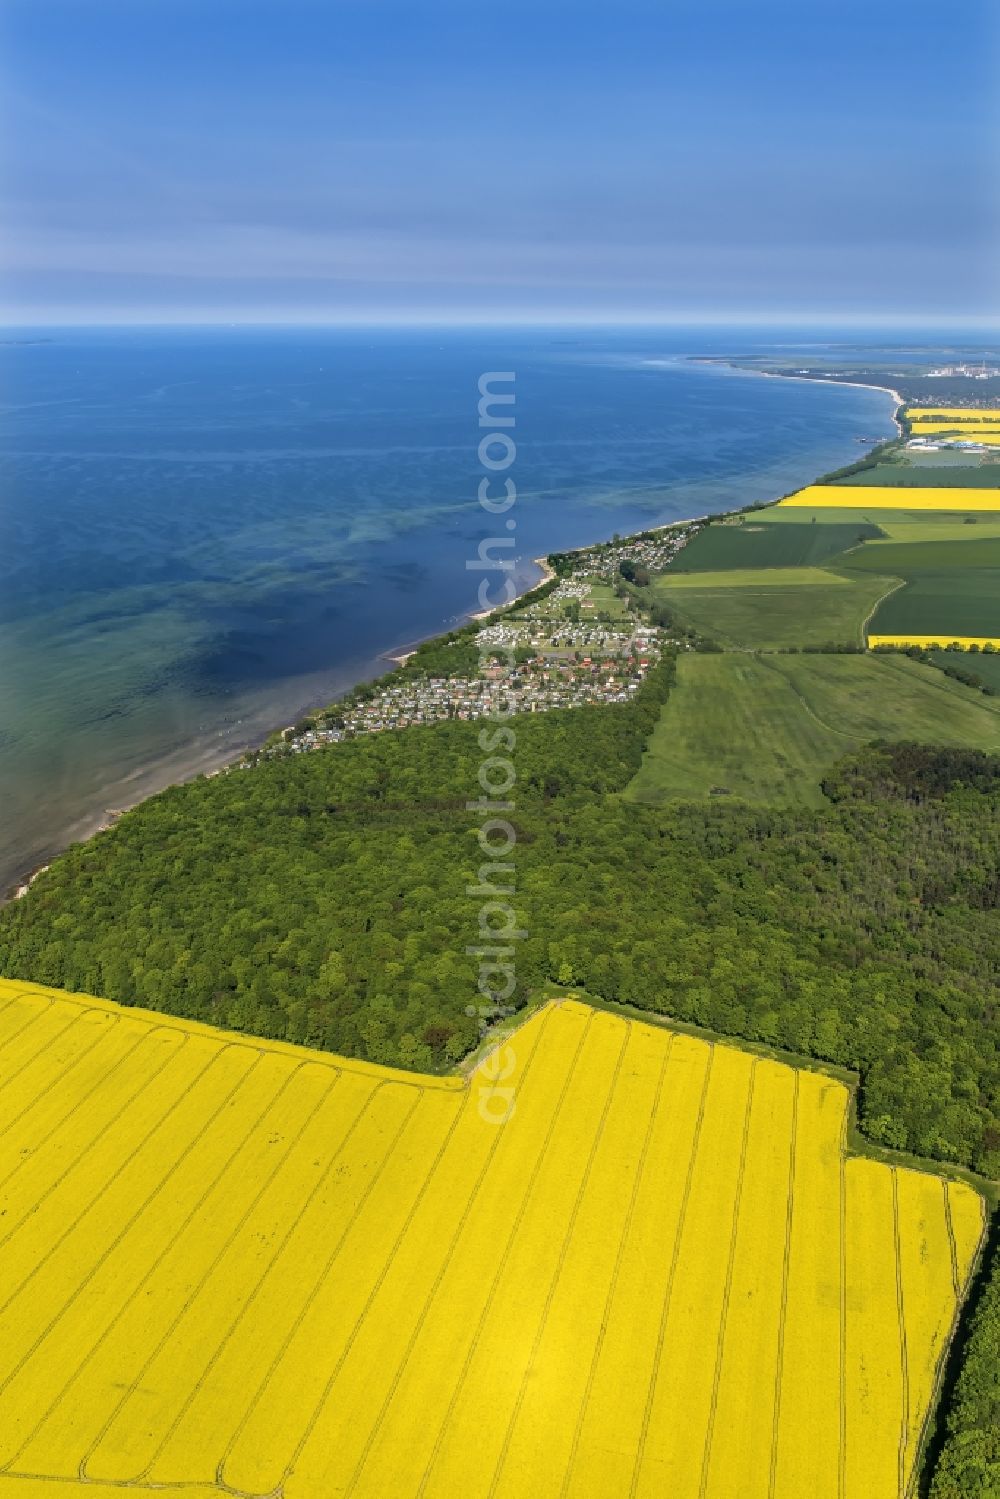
[4,383,897,904]
[4,556,560,901]
[693,358,904,435]
[3,540,665,900]
[467,554,558,624]
[763,371,904,435]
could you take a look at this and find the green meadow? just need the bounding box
[651,566,895,649]
[841,536,1000,571]
[868,573,1000,638]
[754,503,1000,527]
[665,518,883,571]
[929,649,1000,691]
[833,463,1000,489]
[626,652,1000,808]
[834,536,1000,639]
[658,501,1000,647]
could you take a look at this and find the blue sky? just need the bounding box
[1,0,997,324]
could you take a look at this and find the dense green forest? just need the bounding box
[2,648,999,1483]
[2,658,999,1174]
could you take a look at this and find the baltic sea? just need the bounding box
[0,325,896,891]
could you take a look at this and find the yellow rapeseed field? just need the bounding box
[779,484,1000,511]
[0,979,984,1499]
[905,425,1000,446]
[905,407,1000,424]
[869,635,1000,651]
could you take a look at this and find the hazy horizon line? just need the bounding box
[2,311,998,333]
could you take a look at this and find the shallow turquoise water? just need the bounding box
[0,326,896,889]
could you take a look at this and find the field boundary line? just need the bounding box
[411,1010,598,1499]
[628,1043,716,1499]
[0,1475,223,1496]
[137,1075,395,1484]
[558,1034,675,1499]
[487,1020,633,1499]
[0,980,466,1095]
[565,990,997,1205]
[698,1058,757,1499]
[0,1047,259,1422]
[214,1084,428,1494]
[767,1071,800,1499]
[892,1169,910,1499]
[0,1030,196,1309]
[858,575,906,644]
[253,1086,470,1495]
[66,1063,333,1484]
[335,1003,563,1499]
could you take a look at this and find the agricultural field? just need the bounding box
[928,648,1000,691]
[650,567,894,649]
[818,523,1000,646]
[625,653,1000,807]
[760,501,1000,526]
[871,636,1000,651]
[666,519,883,572]
[907,427,1000,445]
[0,980,984,1499]
[842,537,1000,572]
[779,485,1000,512]
[653,566,893,650]
[866,572,1000,642]
[869,517,1000,543]
[739,501,1000,647]
[903,409,1000,445]
[833,463,1000,489]
[905,407,1000,427]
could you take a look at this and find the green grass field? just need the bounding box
[667,519,883,572]
[651,567,895,649]
[625,652,1000,808]
[809,521,1000,641]
[929,649,1000,691]
[584,580,632,617]
[841,537,1000,572]
[872,518,1000,543]
[756,504,1000,527]
[833,463,1000,489]
[869,572,1000,638]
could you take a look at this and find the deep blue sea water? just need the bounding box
[0,326,898,890]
